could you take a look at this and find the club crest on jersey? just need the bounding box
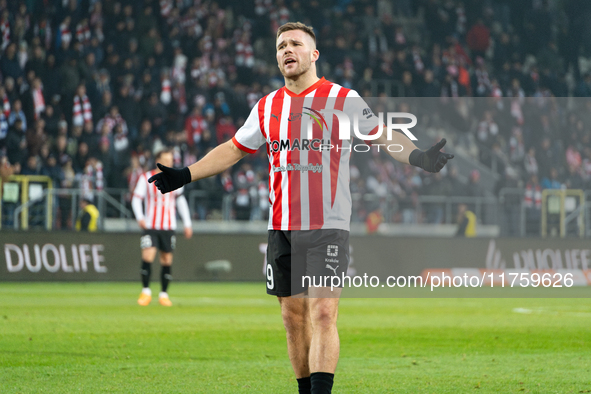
[303,107,328,131]
[284,108,328,131]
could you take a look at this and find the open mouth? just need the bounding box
[284,58,296,66]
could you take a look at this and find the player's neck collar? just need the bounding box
[283,77,327,97]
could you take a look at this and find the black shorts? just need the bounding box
[140,230,176,253]
[266,229,350,297]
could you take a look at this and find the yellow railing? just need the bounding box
[0,175,53,230]
[541,189,585,238]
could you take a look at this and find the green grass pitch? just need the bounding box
[0,282,590,393]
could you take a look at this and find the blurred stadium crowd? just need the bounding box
[0,0,590,229]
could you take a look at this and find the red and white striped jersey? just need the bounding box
[132,170,189,230]
[232,78,381,231]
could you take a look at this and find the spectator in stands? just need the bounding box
[0,154,15,182]
[21,155,41,176]
[455,203,476,237]
[42,104,60,138]
[134,119,155,155]
[523,146,538,177]
[447,166,467,197]
[524,174,542,236]
[111,124,131,188]
[42,154,64,191]
[536,137,557,180]
[72,84,92,127]
[80,121,99,153]
[60,58,81,101]
[216,115,237,144]
[142,92,167,136]
[41,55,61,101]
[5,118,27,166]
[93,90,112,121]
[421,171,449,224]
[76,198,100,232]
[115,85,141,139]
[467,168,486,202]
[53,134,70,167]
[25,45,45,80]
[25,119,47,158]
[0,43,23,82]
[509,128,526,165]
[575,73,591,97]
[497,166,523,236]
[420,69,440,97]
[73,142,90,174]
[3,77,18,103]
[8,99,26,130]
[565,164,584,190]
[184,105,208,149]
[58,157,76,229]
[541,168,563,189]
[400,71,416,97]
[96,105,128,136]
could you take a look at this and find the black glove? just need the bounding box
[409,138,454,173]
[148,163,191,194]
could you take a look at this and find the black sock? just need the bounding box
[161,265,172,293]
[310,372,334,394]
[141,261,151,288]
[297,377,311,394]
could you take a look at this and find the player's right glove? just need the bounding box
[409,138,454,173]
[148,164,191,194]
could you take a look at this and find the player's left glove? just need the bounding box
[148,164,191,194]
[409,138,454,173]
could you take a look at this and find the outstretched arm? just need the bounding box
[149,140,249,193]
[373,129,454,173]
[176,195,193,239]
[187,140,249,182]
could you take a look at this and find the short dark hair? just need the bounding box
[276,22,316,46]
[155,148,173,160]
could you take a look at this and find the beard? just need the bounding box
[279,57,311,78]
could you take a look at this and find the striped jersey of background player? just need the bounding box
[132,149,193,307]
[147,22,453,394]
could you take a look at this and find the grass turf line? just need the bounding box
[0,283,590,393]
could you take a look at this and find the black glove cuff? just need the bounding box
[181,167,191,185]
[409,149,424,169]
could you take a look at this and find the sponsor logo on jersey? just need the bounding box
[270,138,331,152]
[272,163,323,173]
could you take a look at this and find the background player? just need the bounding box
[132,149,193,306]
[148,22,452,393]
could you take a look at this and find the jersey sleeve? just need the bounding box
[173,185,185,197]
[175,194,192,228]
[133,173,148,199]
[232,101,266,153]
[343,90,384,138]
[132,173,148,221]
